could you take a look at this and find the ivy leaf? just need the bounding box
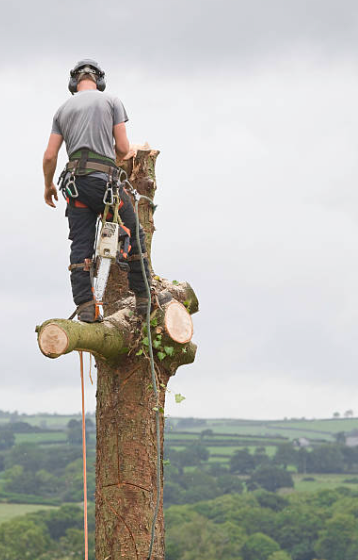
[164,346,174,356]
[175,393,186,404]
[172,280,179,285]
[163,459,171,466]
[150,317,158,327]
[152,339,162,349]
[153,406,165,414]
[136,348,143,356]
[147,383,153,390]
[142,337,149,347]
[157,352,166,361]
[182,347,187,354]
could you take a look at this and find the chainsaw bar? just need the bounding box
[93,257,111,302]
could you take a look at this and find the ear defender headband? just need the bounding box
[68,59,106,94]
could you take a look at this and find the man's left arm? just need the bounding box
[43,133,63,208]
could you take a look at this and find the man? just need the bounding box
[43,59,151,322]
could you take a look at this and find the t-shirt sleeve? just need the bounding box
[51,110,62,135]
[113,98,129,125]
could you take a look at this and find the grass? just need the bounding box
[170,418,358,441]
[0,503,58,524]
[292,473,358,493]
[15,432,67,445]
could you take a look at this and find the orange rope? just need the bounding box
[79,351,89,560]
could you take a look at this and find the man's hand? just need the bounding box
[43,133,63,207]
[44,183,58,208]
[123,145,138,160]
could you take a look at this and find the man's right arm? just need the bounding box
[43,133,63,208]
[113,123,130,160]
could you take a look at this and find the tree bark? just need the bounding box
[36,148,198,560]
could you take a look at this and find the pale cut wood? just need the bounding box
[39,324,69,356]
[164,301,193,343]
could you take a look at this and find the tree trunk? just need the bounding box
[36,148,198,560]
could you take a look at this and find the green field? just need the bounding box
[14,432,67,445]
[167,417,358,444]
[0,503,58,524]
[291,473,358,493]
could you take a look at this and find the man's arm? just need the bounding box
[43,133,63,208]
[113,123,130,160]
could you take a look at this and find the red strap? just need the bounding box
[66,196,88,209]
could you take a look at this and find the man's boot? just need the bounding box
[77,300,102,323]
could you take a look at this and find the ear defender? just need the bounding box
[68,60,106,94]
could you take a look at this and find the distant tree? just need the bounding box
[308,445,344,474]
[5,443,44,472]
[248,465,294,493]
[3,465,61,496]
[241,532,280,560]
[230,448,256,474]
[67,421,90,445]
[166,511,244,560]
[314,513,358,560]
[254,447,271,468]
[341,446,358,471]
[296,448,309,474]
[176,418,207,429]
[0,427,15,450]
[216,474,244,495]
[274,443,297,469]
[333,412,340,418]
[38,504,84,540]
[255,491,289,512]
[268,552,292,560]
[344,410,354,418]
[167,443,209,475]
[9,411,19,423]
[334,432,346,444]
[58,528,95,560]
[274,503,324,560]
[9,422,40,433]
[206,462,229,476]
[0,516,51,560]
[200,428,214,439]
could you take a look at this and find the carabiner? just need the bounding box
[66,176,79,198]
[103,184,114,205]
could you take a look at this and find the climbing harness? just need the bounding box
[61,157,132,321]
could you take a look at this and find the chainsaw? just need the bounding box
[92,217,131,305]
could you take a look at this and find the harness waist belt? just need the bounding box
[66,160,118,175]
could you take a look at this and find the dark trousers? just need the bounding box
[67,175,150,306]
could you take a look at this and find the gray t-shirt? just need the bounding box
[51,90,128,159]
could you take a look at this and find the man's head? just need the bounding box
[68,59,106,94]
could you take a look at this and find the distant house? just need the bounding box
[293,437,310,448]
[346,436,358,447]
[343,429,358,447]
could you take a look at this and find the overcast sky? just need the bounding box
[2,0,358,420]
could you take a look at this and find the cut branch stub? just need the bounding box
[36,298,196,366]
[164,301,193,343]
